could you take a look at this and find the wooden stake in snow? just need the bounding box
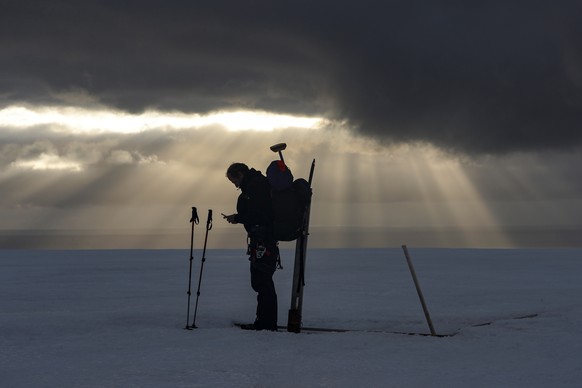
[402,245,437,336]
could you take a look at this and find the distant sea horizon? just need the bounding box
[1,225,581,250]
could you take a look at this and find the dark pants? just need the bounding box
[249,242,278,330]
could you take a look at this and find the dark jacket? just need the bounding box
[234,168,274,237]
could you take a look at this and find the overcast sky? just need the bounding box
[1,1,581,248]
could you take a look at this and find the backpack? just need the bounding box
[266,160,312,241]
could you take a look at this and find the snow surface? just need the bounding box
[1,248,581,387]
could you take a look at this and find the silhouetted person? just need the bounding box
[224,162,278,331]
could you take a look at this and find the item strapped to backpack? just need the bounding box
[266,160,312,242]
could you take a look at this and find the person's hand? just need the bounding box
[223,213,237,224]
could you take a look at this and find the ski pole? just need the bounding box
[185,207,199,330]
[402,245,437,336]
[190,209,213,329]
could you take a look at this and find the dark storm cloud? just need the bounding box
[1,0,581,154]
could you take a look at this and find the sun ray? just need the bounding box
[423,153,513,247]
[4,104,571,248]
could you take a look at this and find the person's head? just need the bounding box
[226,163,249,188]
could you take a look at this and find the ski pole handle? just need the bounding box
[206,209,213,230]
[190,207,199,224]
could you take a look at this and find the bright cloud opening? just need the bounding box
[0,105,326,134]
[10,153,83,172]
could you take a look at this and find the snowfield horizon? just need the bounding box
[1,248,581,387]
